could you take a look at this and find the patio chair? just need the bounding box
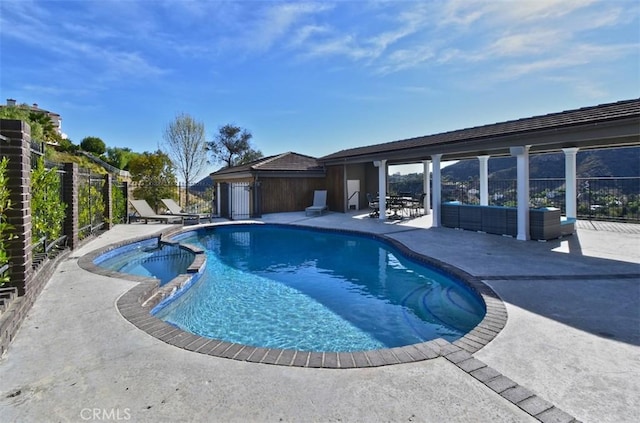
[305,190,328,216]
[410,193,426,218]
[160,198,208,224]
[130,199,184,224]
[366,193,379,218]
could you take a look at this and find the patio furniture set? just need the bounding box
[441,201,575,240]
[129,199,211,224]
[367,193,425,220]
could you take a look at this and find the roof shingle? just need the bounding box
[211,152,322,177]
[319,98,640,161]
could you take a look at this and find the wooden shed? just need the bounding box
[210,152,326,219]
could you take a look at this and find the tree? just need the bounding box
[57,137,78,153]
[0,104,45,141]
[162,113,208,206]
[28,111,57,142]
[128,150,177,212]
[105,147,137,170]
[80,136,106,155]
[208,124,262,167]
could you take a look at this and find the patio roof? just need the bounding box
[210,151,325,179]
[319,98,640,165]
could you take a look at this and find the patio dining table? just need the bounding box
[375,195,417,220]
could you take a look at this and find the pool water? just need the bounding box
[95,240,195,285]
[153,225,485,352]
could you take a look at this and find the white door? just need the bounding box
[347,180,360,210]
[230,182,250,219]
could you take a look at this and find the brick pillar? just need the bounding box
[0,119,33,295]
[63,163,79,249]
[103,173,113,230]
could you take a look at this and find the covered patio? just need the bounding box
[319,98,640,240]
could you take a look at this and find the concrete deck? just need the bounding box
[0,212,638,423]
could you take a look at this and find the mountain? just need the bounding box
[441,146,639,180]
[189,174,214,193]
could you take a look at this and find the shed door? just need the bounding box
[347,179,360,210]
[230,182,250,219]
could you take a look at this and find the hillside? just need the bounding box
[45,150,107,175]
[441,146,639,180]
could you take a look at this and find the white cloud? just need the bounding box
[290,25,331,47]
[486,30,566,57]
[494,0,599,22]
[240,2,334,52]
[0,0,169,86]
[543,76,608,98]
[497,42,638,79]
[2,0,637,96]
[377,45,437,74]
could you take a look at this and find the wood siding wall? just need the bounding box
[260,177,326,213]
[325,165,345,212]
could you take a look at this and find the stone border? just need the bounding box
[439,341,580,422]
[79,222,508,367]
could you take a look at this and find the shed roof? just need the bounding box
[211,151,324,178]
[320,98,640,165]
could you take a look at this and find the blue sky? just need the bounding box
[1,0,639,177]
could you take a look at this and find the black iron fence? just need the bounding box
[78,169,105,239]
[438,177,639,222]
[111,179,128,225]
[30,145,68,267]
[128,180,215,219]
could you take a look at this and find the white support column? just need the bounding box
[563,147,579,219]
[422,160,431,215]
[375,160,387,220]
[510,146,531,241]
[478,155,490,206]
[431,154,442,227]
[216,182,221,217]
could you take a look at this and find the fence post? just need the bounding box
[103,173,113,230]
[123,181,129,223]
[0,119,33,295]
[63,163,79,250]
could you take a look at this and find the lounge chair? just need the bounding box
[130,199,184,224]
[160,198,208,224]
[305,190,328,216]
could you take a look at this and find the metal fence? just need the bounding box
[111,179,128,225]
[440,177,639,222]
[78,169,105,239]
[128,180,215,219]
[30,145,68,267]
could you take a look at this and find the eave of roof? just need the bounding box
[319,98,640,164]
[210,151,324,178]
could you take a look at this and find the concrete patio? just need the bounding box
[0,211,638,422]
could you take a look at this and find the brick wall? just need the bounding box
[0,118,117,356]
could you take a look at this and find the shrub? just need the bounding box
[111,182,127,224]
[31,157,66,247]
[0,157,15,285]
[78,177,104,238]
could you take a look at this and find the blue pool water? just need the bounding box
[95,239,195,285]
[150,225,485,352]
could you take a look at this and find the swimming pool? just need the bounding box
[98,224,486,352]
